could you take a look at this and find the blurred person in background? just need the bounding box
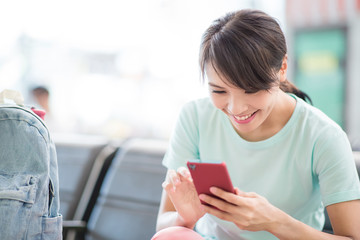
[31,85,62,132]
[32,86,50,113]
[153,9,360,240]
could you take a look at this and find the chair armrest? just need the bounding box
[62,220,87,230]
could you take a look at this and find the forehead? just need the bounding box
[205,63,238,89]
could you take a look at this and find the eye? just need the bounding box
[212,90,226,94]
[244,89,259,94]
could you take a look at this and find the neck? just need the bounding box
[239,91,296,142]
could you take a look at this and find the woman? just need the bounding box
[153,9,360,240]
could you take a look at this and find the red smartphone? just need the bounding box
[187,161,235,205]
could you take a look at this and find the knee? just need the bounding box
[151,226,204,240]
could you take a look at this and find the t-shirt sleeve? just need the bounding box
[162,102,200,170]
[313,128,360,207]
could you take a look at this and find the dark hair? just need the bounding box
[199,9,311,103]
[32,86,49,97]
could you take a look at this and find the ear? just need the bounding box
[279,54,288,82]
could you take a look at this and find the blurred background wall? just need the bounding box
[286,0,360,149]
[0,0,359,149]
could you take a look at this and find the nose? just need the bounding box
[227,96,248,115]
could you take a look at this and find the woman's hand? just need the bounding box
[162,167,206,227]
[199,187,285,232]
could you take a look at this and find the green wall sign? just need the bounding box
[294,29,346,127]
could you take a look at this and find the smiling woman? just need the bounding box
[154,9,360,240]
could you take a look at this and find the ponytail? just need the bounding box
[280,79,312,104]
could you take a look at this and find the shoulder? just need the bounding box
[181,97,215,113]
[295,96,345,138]
[179,97,218,122]
[174,97,226,140]
[294,96,352,163]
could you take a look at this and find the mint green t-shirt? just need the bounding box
[163,95,360,240]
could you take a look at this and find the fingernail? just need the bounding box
[184,171,191,178]
[174,178,180,185]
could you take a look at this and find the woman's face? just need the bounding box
[206,64,282,140]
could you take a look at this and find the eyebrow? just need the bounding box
[208,82,225,89]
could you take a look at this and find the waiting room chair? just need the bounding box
[85,138,168,240]
[55,134,109,220]
[63,142,121,240]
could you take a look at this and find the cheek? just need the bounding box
[252,92,276,111]
[209,94,226,110]
[251,97,268,109]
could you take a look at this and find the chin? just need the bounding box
[230,119,256,133]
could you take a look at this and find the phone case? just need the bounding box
[187,161,235,202]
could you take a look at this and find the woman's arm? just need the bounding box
[269,200,360,240]
[199,188,360,240]
[326,200,360,239]
[156,169,206,232]
[156,189,186,231]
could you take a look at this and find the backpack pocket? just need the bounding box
[0,173,38,238]
[42,214,63,240]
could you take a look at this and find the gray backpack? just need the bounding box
[0,90,62,239]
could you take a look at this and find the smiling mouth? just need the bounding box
[231,110,258,124]
[234,112,254,121]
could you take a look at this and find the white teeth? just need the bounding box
[234,113,252,121]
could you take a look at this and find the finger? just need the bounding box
[177,167,192,182]
[162,180,168,189]
[200,203,233,222]
[234,187,245,195]
[168,169,180,183]
[162,180,171,191]
[167,169,180,191]
[199,194,235,213]
[209,187,240,205]
[162,180,179,195]
[198,194,217,207]
[211,187,257,203]
[234,188,257,197]
[241,191,258,198]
